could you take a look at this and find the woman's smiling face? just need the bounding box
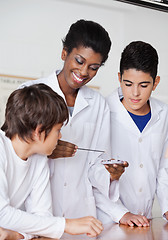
[61,46,103,90]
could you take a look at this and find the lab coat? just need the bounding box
[106,87,168,219]
[20,71,120,220]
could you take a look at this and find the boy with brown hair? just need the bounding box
[0,83,103,239]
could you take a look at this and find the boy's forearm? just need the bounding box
[10,231,24,240]
[0,227,24,240]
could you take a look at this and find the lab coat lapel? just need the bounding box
[54,71,66,99]
[71,86,90,118]
[54,72,90,121]
[146,97,162,128]
[117,104,140,135]
[109,88,163,136]
[112,88,140,135]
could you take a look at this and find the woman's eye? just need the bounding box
[75,57,83,64]
[141,85,148,88]
[125,83,132,87]
[90,66,99,71]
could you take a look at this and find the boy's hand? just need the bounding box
[119,212,150,227]
[104,161,129,181]
[65,216,103,237]
[48,140,77,159]
[0,227,24,240]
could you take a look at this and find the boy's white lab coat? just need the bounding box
[107,88,168,219]
[21,71,121,221]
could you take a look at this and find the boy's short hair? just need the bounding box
[120,41,159,82]
[62,19,111,64]
[1,83,69,141]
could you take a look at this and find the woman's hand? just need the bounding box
[48,140,77,159]
[104,161,129,181]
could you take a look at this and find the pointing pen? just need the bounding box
[78,147,105,153]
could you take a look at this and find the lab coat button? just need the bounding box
[139,138,142,142]
[140,164,143,168]
[139,188,142,192]
[64,183,67,187]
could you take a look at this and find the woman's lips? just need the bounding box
[72,72,83,83]
[72,72,87,83]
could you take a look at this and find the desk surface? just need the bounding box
[59,218,168,240]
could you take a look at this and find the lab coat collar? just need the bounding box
[54,70,66,99]
[111,88,140,134]
[72,85,92,118]
[55,71,92,119]
[147,96,163,127]
[108,87,163,135]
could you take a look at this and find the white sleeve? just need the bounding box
[18,232,34,240]
[0,157,65,239]
[24,159,53,216]
[88,101,114,198]
[88,155,119,201]
[93,187,128,224]
[156,138,168,217]
[88,100,127,223]
[156,167,168,217]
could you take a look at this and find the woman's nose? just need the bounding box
[80,65,89,76]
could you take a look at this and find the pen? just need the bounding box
[78,147,105,153]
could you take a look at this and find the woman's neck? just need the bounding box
[57,71,78,107]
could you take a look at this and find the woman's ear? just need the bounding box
[153,76,160,91]
[61,48,68,61]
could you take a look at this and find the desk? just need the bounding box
[60,218,168,240]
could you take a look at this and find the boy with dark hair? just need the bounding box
[107,41,168,226]
[0,83,103,239]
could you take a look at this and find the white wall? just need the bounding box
[0,0,168,101]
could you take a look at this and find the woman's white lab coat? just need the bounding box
[21,71,121,221]
[107,88,168,219]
